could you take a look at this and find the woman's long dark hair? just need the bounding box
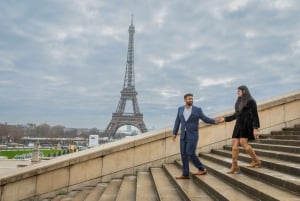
[235,85,253,112]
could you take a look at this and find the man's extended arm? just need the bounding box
[198,107,218,124]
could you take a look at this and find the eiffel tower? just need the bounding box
[104,16,148,138]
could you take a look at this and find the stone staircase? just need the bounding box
[41,125,300,201]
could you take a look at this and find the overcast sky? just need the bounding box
[0,0,299,130]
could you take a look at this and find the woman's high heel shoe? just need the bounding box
[245,147,261,168]
[227,163,240,174]
[247,160,261,168]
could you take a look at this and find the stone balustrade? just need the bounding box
[0,90,299,201]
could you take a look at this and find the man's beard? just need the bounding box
[186,101,193,106]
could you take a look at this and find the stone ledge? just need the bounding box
[134,128,167,146]
[258,91,300,111]
[0,127,170,185]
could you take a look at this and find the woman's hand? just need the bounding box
[253,129,260,139]
[218,117,225,123]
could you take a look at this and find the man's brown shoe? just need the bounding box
[194,170,208,175]
[175,175,190,179]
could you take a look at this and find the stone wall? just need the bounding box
[0,90,299,201]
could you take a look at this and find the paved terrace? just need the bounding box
[0,159,32,176]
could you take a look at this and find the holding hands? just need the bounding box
[215,117,225,124]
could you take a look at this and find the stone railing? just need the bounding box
[0,90,299,201]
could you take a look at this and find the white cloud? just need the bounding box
[170,52,185,61]
[148,55,170,68]
[71,0,106,19]
[150,88,182,99]
[199,77,235,87]
[193,97,206,103]
[210,0,250,19]
[0,80,13,86]
[291,39,300,55]
[227,0,250,12]
[99,26,124,39]
[245,30,258,39]
[42,75,68,86]
[152,7,168,27]
[0,57,15,72]
[188,41,202,50]
[271,0,294,10]
[210,7,224,19]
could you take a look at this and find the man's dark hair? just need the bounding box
[184,93,193,99]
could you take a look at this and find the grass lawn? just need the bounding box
[0,149,64,159]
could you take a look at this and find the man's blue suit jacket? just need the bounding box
[173,106,216,141]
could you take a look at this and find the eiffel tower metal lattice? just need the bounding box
[104,16,148,138]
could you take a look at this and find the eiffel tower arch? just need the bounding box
[104,16,148,138]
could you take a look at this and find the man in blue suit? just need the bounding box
[173,93,219,179]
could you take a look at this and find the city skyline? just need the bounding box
[0,1,300,130]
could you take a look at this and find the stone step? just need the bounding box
[209,149,300,177]
[199,157,300,201]
[283,128,300,131]
[136,172,158,201]
[71,190,90,201]
[223,145,300,163]
[283,126,300,131]
[163,163,214,201]
[249,142,300,154]
[272,131,300,135]
[201,153,300,195]
[150,167,183,201]
[60,198,73,201]
[171,162,257,201]
[50,195,66,201]
[270,135,300,140]
[98,179,122,201]
[256,139,300,146]
[84,183,107,201]
[59,187,93,201]
[50,191,78,201]
[115,176,136,201]
[258,134,272,139]
[46,184,106,201]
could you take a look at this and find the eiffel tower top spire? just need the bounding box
[131,14,134,25]
[123,14,135,89]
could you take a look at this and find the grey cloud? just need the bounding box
[0,0,299,129]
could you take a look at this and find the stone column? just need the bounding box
[31,141,40,163]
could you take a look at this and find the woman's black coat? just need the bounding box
[225,99,260,140]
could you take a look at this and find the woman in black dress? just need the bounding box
[220,85,261,174]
